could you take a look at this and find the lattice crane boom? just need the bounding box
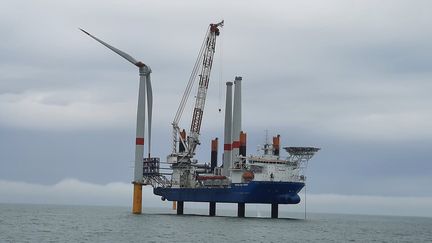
[170,21,223,159]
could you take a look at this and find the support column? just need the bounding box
[211,138,218,172]
[240,131,247,165]
[132,183,142,214]
[232,76,242,167]
[237,203,245,217]
[132,71,146,214]
[209,202,216,216]
[177,201,184,215]
[271,203,278,218]
[273,135,280,156]
[223,82,233,177]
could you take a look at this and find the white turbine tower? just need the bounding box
[80,29,152,214]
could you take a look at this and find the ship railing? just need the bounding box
[143,175,171,188]
[142,158,172,188]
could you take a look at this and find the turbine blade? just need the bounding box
[79,28,140,66]
[146,73,153,157]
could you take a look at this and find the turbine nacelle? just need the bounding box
[139,64,152,76]
[136,61,146,68]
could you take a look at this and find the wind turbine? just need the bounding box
[80,28,152,214]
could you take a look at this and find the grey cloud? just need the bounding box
[1,0,432,211]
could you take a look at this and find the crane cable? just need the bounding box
[218,28,223,113]
[173,27,210,124]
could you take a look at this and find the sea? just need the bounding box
[1,203,431,242]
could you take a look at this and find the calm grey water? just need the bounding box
[0,203,431,242]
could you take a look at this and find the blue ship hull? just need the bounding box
[153,181,305,204]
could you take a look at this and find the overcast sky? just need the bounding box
[1,0,431,216]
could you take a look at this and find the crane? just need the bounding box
[168,21,224,164]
